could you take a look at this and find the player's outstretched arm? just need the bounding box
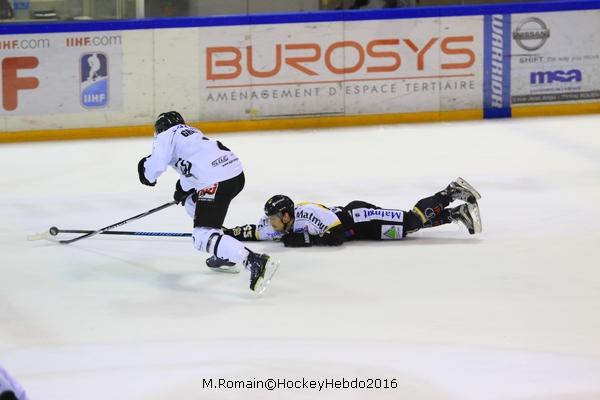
[223,224,260,241]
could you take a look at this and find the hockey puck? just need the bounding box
[49,226,59,236]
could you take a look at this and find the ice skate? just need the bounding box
[205,255,239,274]
[446,177,481,204]
[245,251,279,294]
[450,202,482,234]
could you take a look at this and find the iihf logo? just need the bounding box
[80,52,109,108]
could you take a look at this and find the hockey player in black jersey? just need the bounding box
[206,178,481,269]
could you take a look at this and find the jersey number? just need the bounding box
[217,141,230,151]
[180,129,195,137]
[175,158,193,177]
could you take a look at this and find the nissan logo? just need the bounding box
[513,17,550,51]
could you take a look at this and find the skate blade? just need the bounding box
[253,258,280,294]
[468,202,482,234]
[208,265,240,274]
[456,177,481,201]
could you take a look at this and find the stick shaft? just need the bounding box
[55,229,191,237]
[58,201,177,244]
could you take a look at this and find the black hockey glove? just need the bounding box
[137,156,156,186]
[281,231,312,247]
[310,225,346,246]
[173,179,196,206]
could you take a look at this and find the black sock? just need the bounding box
[412,191,451,224]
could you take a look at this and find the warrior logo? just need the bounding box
[80,52,109,108]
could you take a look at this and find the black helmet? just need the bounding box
[155,111,185,134]
[264,195,294,218]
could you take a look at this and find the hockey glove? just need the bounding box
[137,156,156,186]
[310,226,346,246]
[281,231,312,247]
[173,180,196,206]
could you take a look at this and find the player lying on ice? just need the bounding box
[137,111,278,293]
[204,178,482,272]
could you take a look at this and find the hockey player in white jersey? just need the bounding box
[0,364,28,400]
[206,178,481,268]
[137,111,277,292]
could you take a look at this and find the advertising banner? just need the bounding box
[1,2,599,136]
[199,16,483,120]
[483,14,511,118]
[510,10,600,105]
[0,31,123,116]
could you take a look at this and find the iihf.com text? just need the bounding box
[202,378,398,391]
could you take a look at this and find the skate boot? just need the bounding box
[446,177,481,204]
[245,251,279,294]
[450,202,482,234]
[205,255,239,274]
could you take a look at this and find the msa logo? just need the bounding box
[80,52,108,108]
[530,69,582,84]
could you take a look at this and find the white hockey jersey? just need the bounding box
[143,124,243,190]
[254,202,342,241]
[0,365,28,400]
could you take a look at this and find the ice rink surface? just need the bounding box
[1,115,600,399]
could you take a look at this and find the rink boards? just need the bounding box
[0,0,599,141]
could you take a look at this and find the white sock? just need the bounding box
[214,234,249,264]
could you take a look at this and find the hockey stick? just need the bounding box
[27,227,191,241]
[54,228,191,237]
[55,201,177,244]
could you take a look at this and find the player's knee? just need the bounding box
[192,227,222,253]
[403,211,423,234]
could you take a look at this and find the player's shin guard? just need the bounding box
[403,211,424,235]
[422,208,453,229]
[193,227,248,264]
[412,192,452,225]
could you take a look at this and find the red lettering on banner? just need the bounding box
[206,36,476,80]
[247,45,282,78]
[207,47,242,80]
[284,43,320,76]
[440,36,475,69]
[66,37,92,47]
[403,38,438,71]
[2,57,39,111]
[0,40,19,50]
[325,41,365,74]
[366,39,401,73]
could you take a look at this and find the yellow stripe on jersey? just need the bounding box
[326,220,342,231]
[296,201,329,210]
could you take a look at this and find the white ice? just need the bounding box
[1,115,599,400]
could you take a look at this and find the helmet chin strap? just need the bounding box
[284,214,294,233]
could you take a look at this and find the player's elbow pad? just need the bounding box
[224,225,259,241]
[137,156,156,186]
